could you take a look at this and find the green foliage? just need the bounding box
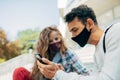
[16,28,40,54]
[0,28,40,62]
[0,58,5,63]
[0,29,21,61]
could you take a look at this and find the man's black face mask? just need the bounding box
[71,26,91,47]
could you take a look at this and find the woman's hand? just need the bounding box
[37,58,64,79]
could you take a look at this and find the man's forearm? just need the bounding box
[52,70,114,80]
[52,70,81,80]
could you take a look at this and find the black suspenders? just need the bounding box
[103,25,113,53]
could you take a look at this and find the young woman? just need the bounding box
[13,26,89,80]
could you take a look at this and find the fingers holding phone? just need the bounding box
[36,59,59,79]
[35,53,47,64]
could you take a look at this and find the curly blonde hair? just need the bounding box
[31,25,67,80]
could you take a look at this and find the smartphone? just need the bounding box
[35,53,46,64]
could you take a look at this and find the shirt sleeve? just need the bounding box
[69,52,89,75]
[52,23,120,80]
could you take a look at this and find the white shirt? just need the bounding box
[53,22,120,80]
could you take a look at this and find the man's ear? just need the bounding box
[86,18,94,31]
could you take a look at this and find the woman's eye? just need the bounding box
[49,40,52,43]
[55,37,58,40]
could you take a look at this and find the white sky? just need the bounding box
[57,0,67,8]
[0,0,59,41]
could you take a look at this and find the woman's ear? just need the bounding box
[86,18,94,31]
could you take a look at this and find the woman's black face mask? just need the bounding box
[71,26,91,47]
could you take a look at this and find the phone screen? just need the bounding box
[35,53,47,64]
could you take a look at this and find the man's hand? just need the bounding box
[57,63,64,71]
[37,58,64,79]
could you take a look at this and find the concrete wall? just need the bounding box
[0,53,35,80]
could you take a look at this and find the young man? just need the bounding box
[37,5,120,80]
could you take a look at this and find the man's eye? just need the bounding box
[73,29,77,32]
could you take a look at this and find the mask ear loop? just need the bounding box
[84,23,91,32]
[85,19,93,32]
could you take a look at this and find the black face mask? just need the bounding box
[71,26,91,47]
